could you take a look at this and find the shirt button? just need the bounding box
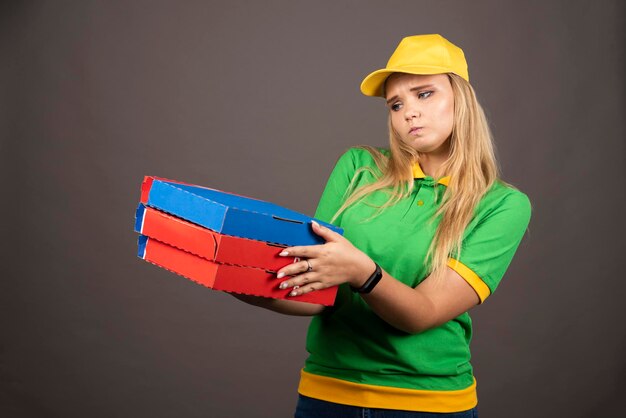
[417,200,424,206]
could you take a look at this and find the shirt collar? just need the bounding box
[412,161,450,186]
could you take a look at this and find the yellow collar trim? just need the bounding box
[412,162,450,186]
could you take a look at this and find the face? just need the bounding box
[384,73,455,158]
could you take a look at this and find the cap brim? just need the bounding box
[360,65,461,97]
[360,69,395,97]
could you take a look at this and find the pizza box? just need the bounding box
[137,235,337,306]
[135,203,299,272]
[139,176,342,246]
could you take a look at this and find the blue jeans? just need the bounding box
[294,395,478,418]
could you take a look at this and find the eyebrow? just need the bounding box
[385,84,436,104]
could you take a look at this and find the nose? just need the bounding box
[404,103,420,120]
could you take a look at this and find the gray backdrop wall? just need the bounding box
[2,1,624,417]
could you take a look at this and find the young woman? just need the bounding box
[234,34,531,417]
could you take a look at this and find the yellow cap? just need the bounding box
[360,34,469,97]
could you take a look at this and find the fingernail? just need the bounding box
[279,282,288,289]
[311,221,320,227]
[279,251,289,256]
[277,272,285,279]
[289,290,298,297]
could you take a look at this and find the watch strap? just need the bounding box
[350,262,383,294]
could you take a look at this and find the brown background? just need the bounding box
[1,1,624,417]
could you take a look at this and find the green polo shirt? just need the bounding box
[298,147,531,412]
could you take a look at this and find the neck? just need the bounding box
[418,152,448,178]
[416,138,451,177]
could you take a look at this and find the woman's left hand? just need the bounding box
[276,221,376,296]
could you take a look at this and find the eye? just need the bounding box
[390,102,402,112]
[418,91,433,99]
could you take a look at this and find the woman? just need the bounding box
[235,34,531,417]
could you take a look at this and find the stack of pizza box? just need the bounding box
[134,176,340,306]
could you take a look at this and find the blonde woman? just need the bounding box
[236,34,531,417]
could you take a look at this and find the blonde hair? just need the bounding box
[331,73,502,282]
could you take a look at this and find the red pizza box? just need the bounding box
[135,203,298,272]
[137,235,337,306]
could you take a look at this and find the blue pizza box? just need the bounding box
[139,176,342,246]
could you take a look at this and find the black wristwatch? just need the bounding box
[350,262,383,294]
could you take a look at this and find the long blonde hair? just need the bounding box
[330,73,501,281]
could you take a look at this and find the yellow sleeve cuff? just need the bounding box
[447,258,491,303]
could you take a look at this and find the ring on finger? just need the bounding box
[305,259,313,272]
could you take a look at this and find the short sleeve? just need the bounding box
[447,189,532,303]
[314,149,359,225]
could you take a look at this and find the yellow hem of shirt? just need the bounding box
[298,370,478,413]
[447,258,491,303]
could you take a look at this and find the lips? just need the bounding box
[409,127,423,134]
